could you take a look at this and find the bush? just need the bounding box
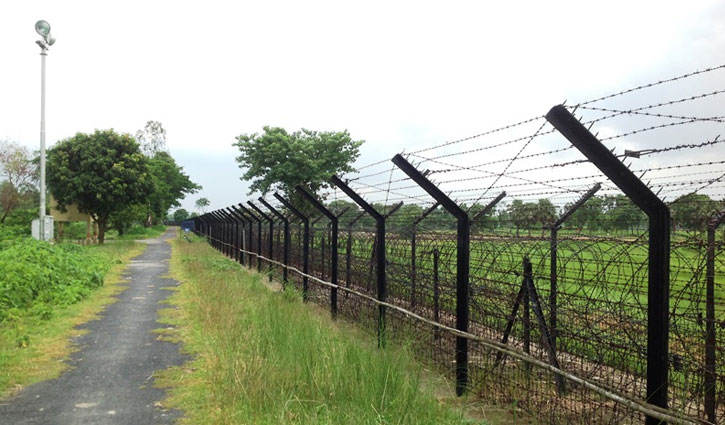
[0,237,108,322]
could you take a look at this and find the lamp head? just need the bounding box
[35,20,51,37]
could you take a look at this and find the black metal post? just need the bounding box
[296,186,339,319]
[547,105,671,423]
[275,193,310,301]
[249,201,274,282]
[705,207,725,423]
[392,154,470,396]
[433,248,440,340]
[346,211,367,291]
[547,183,600,357]
[331,175,389,347]
[238,204,261,271]
[229,206,248,266]
[259,198,290,288]
[411,202,441,308]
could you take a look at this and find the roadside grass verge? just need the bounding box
[0,241,145,397]
[157,235,487,425]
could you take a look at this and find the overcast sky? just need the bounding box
[1,1,724,213]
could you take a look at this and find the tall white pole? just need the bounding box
[39,49,47,240]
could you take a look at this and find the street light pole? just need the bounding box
[35,20,54,241]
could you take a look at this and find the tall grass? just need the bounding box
[158,236,484,425]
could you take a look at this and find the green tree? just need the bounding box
[46,129,154,243]
[195,197,210,213]
[566,196,604,232]
[535,199,558,233]
[670,192,717,231]
[233,127,363,203]
[602,194,646,234]
[173,208,190,222]
[146,151,200,225]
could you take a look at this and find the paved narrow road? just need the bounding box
[0,229,186,425]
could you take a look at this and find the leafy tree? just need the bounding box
[173,208,190,222]
[507,200,538,236]
[0,140,37,223]
[233,127,363,204]
[109,204,147,236]
[195,197,210,213]
[670,192,717,231]
[146,151,200,224]
[46,129,154,243]
[566,195,604,232]
[535,199,557,233]
[135,120,167,157]
[602,194,646,234]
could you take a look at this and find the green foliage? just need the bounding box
[109,203,148,235]
[0,238,109,322]
[173,208,189,222]
[147,151,200,224]
[670,192,718,231]
[46,129,154,243]
[233,127,363,201]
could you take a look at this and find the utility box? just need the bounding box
[32,215,54,241]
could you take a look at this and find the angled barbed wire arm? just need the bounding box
[546,104,671,424]
[470,192,506,225]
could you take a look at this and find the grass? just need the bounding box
[155,233,491,425]
[0,241,145,398]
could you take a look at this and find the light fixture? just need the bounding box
[35,20,51,37]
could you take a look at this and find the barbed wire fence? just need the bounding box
[193,63,725,425]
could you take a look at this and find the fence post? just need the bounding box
[705,206,725,423]
[547,183,600,357]
[331,175,390,348]
[547,105,671,423]
[392,153,470,396]
[296,185,339,319]
[249,201,275,282]
[259,198,290,289]
[410,203,442,308]
[237,204,262,271]
[274,193,311,300]
[234,206,254,268]
[223,208,238,260]
[229,206,248,266]
[346,211,367,291]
